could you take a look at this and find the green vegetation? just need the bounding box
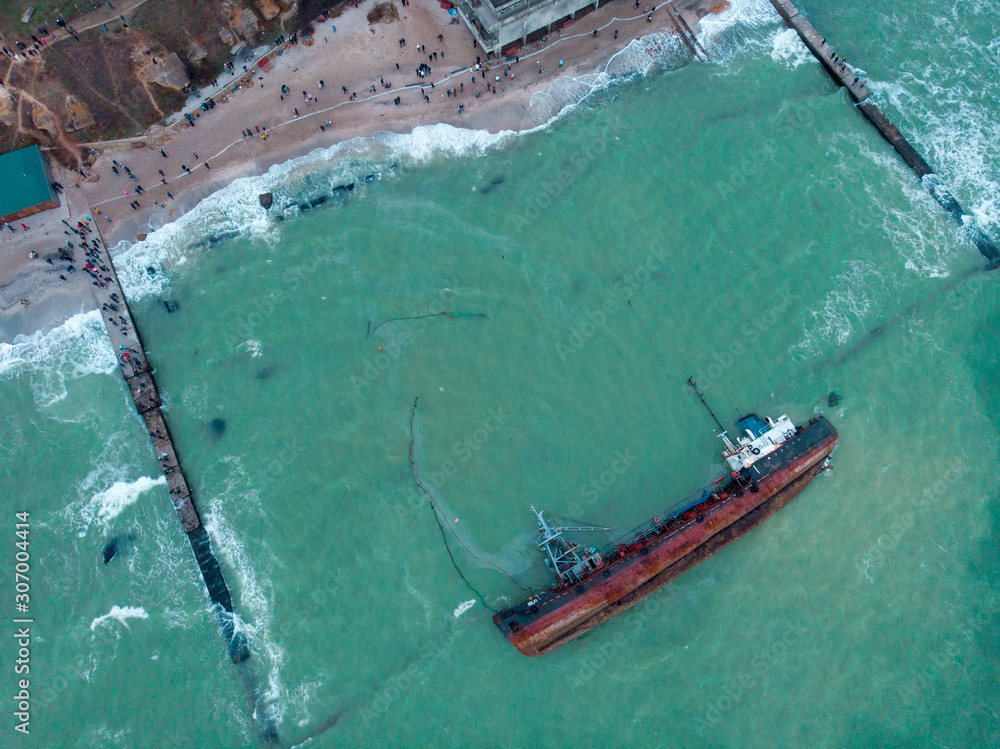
[0,0,90,41]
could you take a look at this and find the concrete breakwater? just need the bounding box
[84,224,250,664]
[768,0,999,264]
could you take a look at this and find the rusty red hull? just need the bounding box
[494,416,838,656]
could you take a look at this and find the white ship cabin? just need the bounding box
[722,413,797,472]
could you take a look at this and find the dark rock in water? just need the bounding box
[827,392,842,407]
[147,266,156,276]
[363,172,377,183]
[308,194,328,209]
[256,366,274,381]
[210,418,227,439]
[101,533,135,565]
[480,175,505,195]
[163,300,180,313]
[259,192,273,209]
[206,230,239,247]
[102,537,120,564]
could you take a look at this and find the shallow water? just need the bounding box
[2,0,999,745]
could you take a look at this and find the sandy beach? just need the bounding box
[0,0,726,343]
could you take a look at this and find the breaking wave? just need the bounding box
[113,11,770,304]
[111,126,524,303]
[792,260,895,356]
[85,476,168,526]
[769,27,815,69]
[527,31,688,123]
[90,605,149,633]
[0,310,115,405]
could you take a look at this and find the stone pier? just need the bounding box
[82,219,249,663]
[768,0,999,264]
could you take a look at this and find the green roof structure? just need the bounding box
[0,145,59,225]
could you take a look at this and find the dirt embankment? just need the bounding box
[0,0,308,165]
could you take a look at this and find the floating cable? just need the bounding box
[368,312,489,336]
[408,398,529,615]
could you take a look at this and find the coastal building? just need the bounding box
[456,0,609,56]
[0,145,59,226]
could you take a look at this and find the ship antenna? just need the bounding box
[688,378,738,453]
[688,378,727,434]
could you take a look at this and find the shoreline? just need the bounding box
[1,0,730,345]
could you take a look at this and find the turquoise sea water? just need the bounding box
[3,0,999,745]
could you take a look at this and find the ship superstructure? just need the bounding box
[493,382,838,656]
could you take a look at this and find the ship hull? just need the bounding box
[494,417,837,656]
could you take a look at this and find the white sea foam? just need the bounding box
[861,8,1000,243]
[453,600,476,618]
[0,310,116,405]
[86,476,167,525]
[769,27,814,69]
[203,487,283,728]
[841,131,964,277]
[793,260,894,356]
[239,339,263,358]
[697,0,781,62]
[90,605,149,632]
[111,126,524,303]
[527,32,686,123]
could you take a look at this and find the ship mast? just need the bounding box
[687,378,737,453]
[531,506,609,585]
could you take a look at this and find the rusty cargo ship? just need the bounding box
[493,382,838,656]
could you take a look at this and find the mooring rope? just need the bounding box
[368,312,489,336]
[408,397,529,614]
